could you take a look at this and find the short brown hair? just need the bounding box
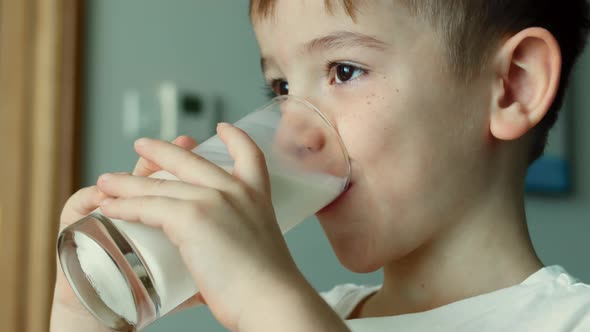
[250,0,590,163]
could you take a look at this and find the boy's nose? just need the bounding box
[278,99,327,153]
[284,114,327,156]
[273,99,339,173]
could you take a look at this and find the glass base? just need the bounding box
[57,213,161,331]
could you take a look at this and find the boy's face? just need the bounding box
[253,0,495,272]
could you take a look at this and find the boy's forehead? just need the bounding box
[250,0,408,22]
[252,1,353,31]
[252,0,412,33]
[253,0,414,45]
[251,0,354,23]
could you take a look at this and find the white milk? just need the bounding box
[267,170,346,233]
[77,168,346,323]
[76,232,138,323]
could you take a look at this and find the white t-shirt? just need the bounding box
[320,266,590,331]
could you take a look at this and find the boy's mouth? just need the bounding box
[318,182,353,215]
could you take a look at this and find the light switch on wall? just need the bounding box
[122,89,141,138]
[121,83,221,143]
[158,82,179,142]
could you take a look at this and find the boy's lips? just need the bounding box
[318,181,353,215]
[317,159,357,215]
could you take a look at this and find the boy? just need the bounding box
[51,1,590,331]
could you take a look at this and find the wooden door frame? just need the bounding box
[0,0,84,331]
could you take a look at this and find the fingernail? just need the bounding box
[135,138,149,147]
[100,198,114,206]
[217,122,231,128]
[99,173,112,182]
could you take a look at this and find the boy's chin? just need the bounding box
[332,242,384,274]
[317,222,385,274]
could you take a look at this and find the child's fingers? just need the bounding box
[97,173,215,202]
[132,136,197,176]
[217,123,271,196]
[99,196,203,247]
[133,138,235,189]
[60,186,107,228]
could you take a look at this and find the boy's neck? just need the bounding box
[356,187,543,319]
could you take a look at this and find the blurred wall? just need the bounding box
[82,1,590,331]
[82,0,268,184]
[526,45,590,282]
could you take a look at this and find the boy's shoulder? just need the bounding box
[320,283,381,319]
[521,265,590,313]
[320,266,590,330]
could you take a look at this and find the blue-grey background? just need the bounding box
[81,1,590,331]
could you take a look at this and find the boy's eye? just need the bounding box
[271,80,289,96]
[332,63,365,84]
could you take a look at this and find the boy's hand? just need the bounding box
[52,186,107,314]
[51,136,197,330]
[132,135,197,176]
[96,124,308,331]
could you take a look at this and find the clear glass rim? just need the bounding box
[57,213,161,331]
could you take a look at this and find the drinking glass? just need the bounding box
[56,95,351,331]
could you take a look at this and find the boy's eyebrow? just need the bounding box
[260,31,388,75]
[302,31,389,54]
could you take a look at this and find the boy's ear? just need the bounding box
[490,28,562,141]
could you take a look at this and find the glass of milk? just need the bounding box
[56,95,351,331]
